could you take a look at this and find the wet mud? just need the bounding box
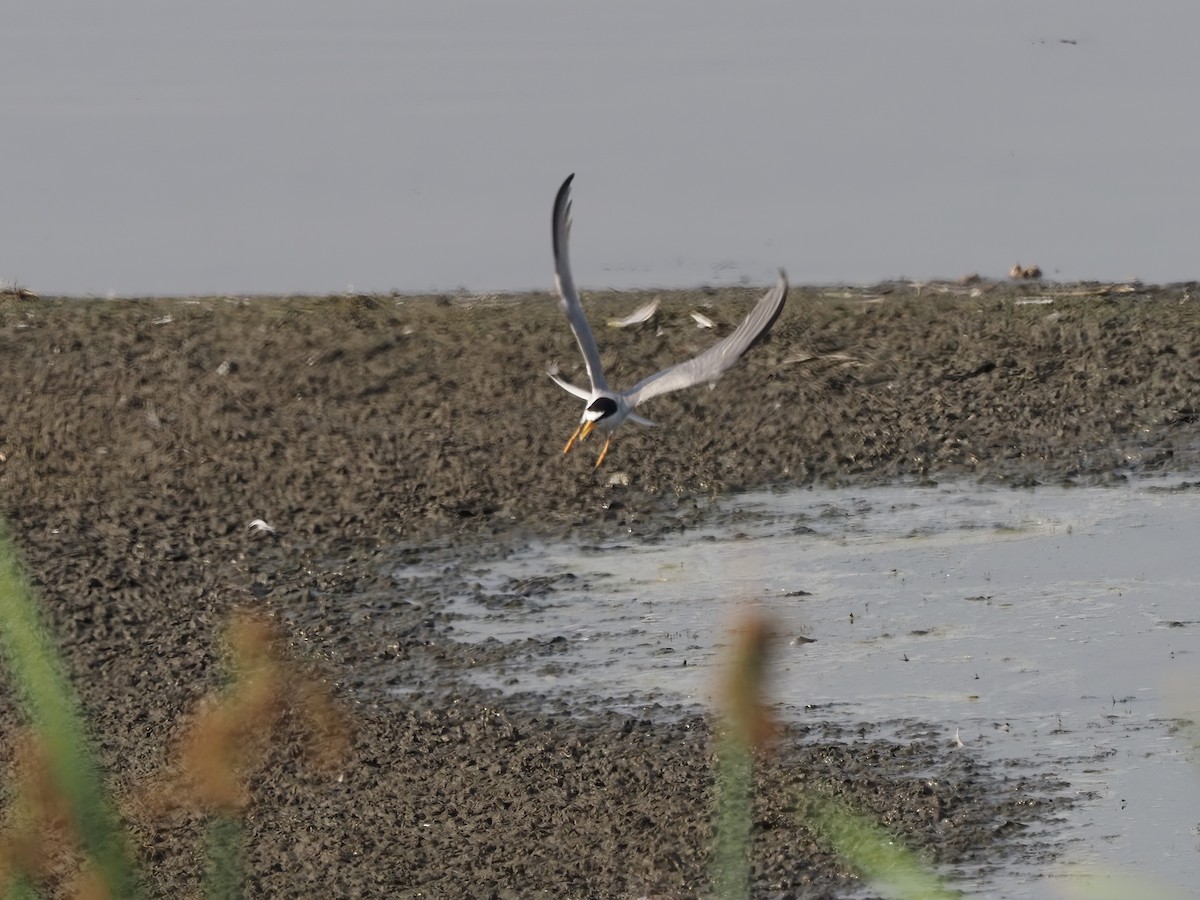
[1,280,1198,896]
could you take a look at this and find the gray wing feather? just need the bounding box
[624,270,788,408]
[552,174,609,392]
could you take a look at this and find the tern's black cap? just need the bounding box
[587,397,618,419]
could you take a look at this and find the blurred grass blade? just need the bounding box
[804,794,956,900]
[204,816,244,900]
[711,611,775,900]
[711,732,752,900]
[6,875,40,900]
[0,530,140,897]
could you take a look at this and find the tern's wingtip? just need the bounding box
[554,174,576,216]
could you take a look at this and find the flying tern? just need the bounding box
[550,173,789,467]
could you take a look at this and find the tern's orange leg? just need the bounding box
[563,422,585,455]
[593,434,613,468]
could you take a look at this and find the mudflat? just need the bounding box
[1,280,1197,896]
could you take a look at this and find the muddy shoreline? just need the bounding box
[1,281,1198,895]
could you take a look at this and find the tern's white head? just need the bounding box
[582,396,620,427]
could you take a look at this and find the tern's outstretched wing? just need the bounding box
[623,270,788,409]
[552,174,608,392]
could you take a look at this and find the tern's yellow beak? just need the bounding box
[562,420,611,467]
[562,419,597,455]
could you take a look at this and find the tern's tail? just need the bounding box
[548,369,593,401]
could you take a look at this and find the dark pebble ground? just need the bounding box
[1,279,1199,897]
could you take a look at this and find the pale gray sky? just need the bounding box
[2,1,1196,295]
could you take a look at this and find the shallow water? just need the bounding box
[407,479,1200,897]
